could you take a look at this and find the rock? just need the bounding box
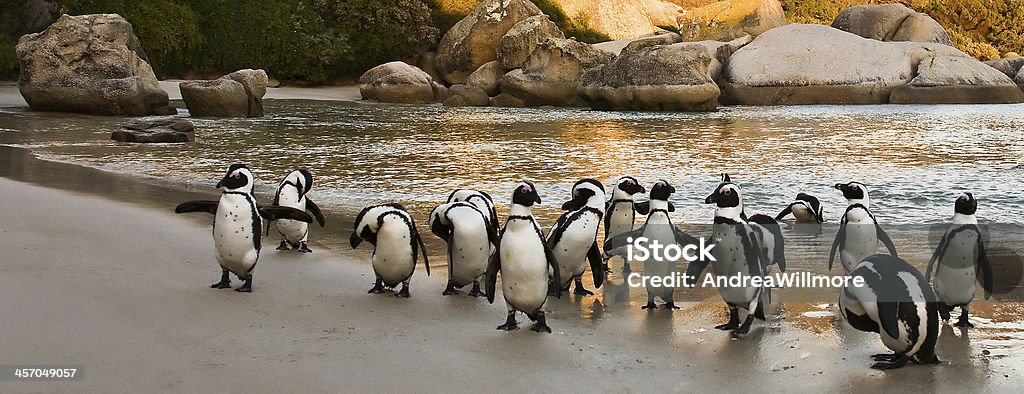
[549,0,682,40]
[579,36,748,111]
[593,32,681,56]
[358,61,444,104]
[443,84,490,107]
[464,61,506,96]
[434,0,542,84]
[983,56,1024,79]
[417,52,445,84]
[676,0,785,42]
[16,14,175,116]
[832,4,952,46]
[890,56,1024,104]
[499,38,614,107]
[180,79,249,117]
[490,93,525,108]
[110,118,195,143]
[723,24,1020,105]
[1016,68,1024,88]
[496,15,564,70]
[226,69,268,117]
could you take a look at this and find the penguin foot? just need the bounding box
[497,312,519,331]
[442,283,460,296]
[641,302,658,310]
[938,304,951,322]
[467,282,485,297]
[531,322,552,333]
[954,318,975,328]
[573,287,594,296]
[210,271,231,289]
[870,354,909,370]
[730,316,755,337]
[663,302,681,310]
[871,353,900,361]
[234,277,252,293]
[622,263,632,275]
[397,284,411,298]
[367,279,385,294]
[276,240,290,251]
[297,242,312,253]
[715,321,740,330]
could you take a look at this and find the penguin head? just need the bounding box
[217,164,253,193]
[298,169,313,195]
[614,176,645,197]
[512,181,541,207]
[705,180,742,209]
[649,180,675,201]
[954,192,977,215]
[562,179,605,211]
[834,182,869,206]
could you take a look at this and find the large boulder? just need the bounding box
[111,118,195,143]
[676,0,785,42]
[15,14,174,116]
[579,36,749,111]
[723,24,1021,105]
[464,61,506,96]
[832,4,952,46]
[226,69,268,117]
[984,56,1024,79]
[358,61,445,104]
[434,0,542,85]
[890,56,1024,104]
[496,15,564,70]
[593,32,681,56]
[499,38,614,107]
[443,84,490,107]
[548,0,681,40]
[180,78,249,117]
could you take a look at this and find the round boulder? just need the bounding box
[499,38,614,107]
[226,69,268,117]
[496,15,564,70]
[676,0,786,42]
[832,4,952,46]
[434,0,542,84]
[180,78,249,117]
[15,13,174,116]
[443,84,490,107]
[111,118,195,143]
[464,61,506,96]
[359,61,444,104]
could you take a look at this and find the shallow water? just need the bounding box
[2,101,1023,227]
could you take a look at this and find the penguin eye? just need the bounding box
[722,189,731,195]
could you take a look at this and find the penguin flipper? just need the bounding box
[259,206,313,223]
[775,204,793,221]
[977,234,993,300]
[925,229,950,279]
[544,239,562,299]
[829,220,847,272]
[875,223,899,257]
[667,202,676,212]
[174,200,218,215]
[634,201,650,215]
[748,214,786,272]
[587,242,604,288]
[877,302,903,340]
[603,227,645,257]
[428,208,452,242]
[305,199,326,227]
[414,229,430,276]
[672,225,699,249]
[485,250,500,304]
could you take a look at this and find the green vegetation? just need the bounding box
[1,0,1021,83]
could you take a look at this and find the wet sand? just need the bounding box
[1,148,1022,391]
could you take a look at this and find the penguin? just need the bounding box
[485,181,561,333]
[605,180,699,310]
[686,175,772,336]
[447,189,499,233]
[829,182,898,274]
[775,192,824,223]
[839,254,940,370]
[603,176,646,273]
[175,164,313,292]
[270,169,326,253]
[925,192,993,328]
[350,203,430,297]
[429,201,498,296]
[547,179,607,296]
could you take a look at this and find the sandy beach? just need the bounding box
[0,150,1021,392]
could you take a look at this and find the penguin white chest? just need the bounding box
[213,193,260,275]
[607,204,634,237]
[934,230,980,305]
[276,191,308,243]
[448,217,491,286]
[500,225,549,312]
[791,204,815,222]
[552,211,601,283]
[711,223,759,304]
[840,209,878,272]
[372,220,416,286]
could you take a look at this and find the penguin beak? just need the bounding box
[834,183,845,191]
[704,192,718,204]
[561,189,592,211]
[349,231,362,249]
[535,195,542,204]
[216,180,223,189]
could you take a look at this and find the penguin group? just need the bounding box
[175,165,999,370]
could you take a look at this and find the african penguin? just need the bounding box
[840,254,940,370]
[606,180,699,310]
[175,164,313,292]
[603,176,646,273]
[687,175,772,336]
[775,192,824,223]
[547,179,606,296]
[350,203,430,297]
[271,169,325,253]
[829,182,898,274]
[925,193,993,328]
[429,201,497,297]
[485,181,560,333]
[447,189,500,234]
